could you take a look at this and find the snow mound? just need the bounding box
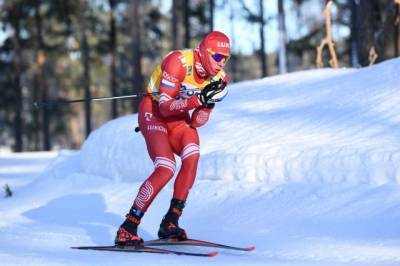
[80,58,400,185]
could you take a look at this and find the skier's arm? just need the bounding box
[190,74,230,128]
[158,52,201,118]
[190,106,213,128]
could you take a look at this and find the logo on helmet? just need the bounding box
[217,42,230,48]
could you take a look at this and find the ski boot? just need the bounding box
[115,208,144,246]
[158,199,188,240]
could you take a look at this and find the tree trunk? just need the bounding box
[259,0,268,77]
[32,5,40,150]
[11,5,23,152]
[34,0,51,150]
[172,0,179,49]
[183,0,190,48]
[79,0,92,136]
[356,1,381,66]
[109,0,118,119]
[130,0,143,113]
[209,0,214,32]
[33,74,40,150]
[394,1,400,57]
[278,0,287,74]
[229,1,238,82]
[171,0,189,49]
[350,0,359,67]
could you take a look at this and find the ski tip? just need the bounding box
[208,251,218,257]
[246,246,256,251]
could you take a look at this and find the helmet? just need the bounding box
[198,31,231,76]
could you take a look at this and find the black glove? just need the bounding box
[197,79,227,108]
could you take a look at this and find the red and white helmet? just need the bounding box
[198,31,231,76]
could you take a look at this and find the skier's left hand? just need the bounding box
[197,79,228,108]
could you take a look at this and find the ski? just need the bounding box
[71,245,218,257]
[144,238,255,252]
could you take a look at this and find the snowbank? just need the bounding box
[80,58,400,185]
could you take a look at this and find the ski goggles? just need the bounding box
[207,49,230,62]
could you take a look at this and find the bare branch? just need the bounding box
[316,0,339,68]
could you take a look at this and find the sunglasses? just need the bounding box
[207,49,230,62]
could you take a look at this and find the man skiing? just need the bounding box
[115,31,231,246]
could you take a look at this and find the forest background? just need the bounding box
[1,0,399,152]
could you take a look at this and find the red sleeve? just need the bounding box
[222,72,230,84]
[158,51,201,118]
[190,73,229,127]
[190,106,213,128]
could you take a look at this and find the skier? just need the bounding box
[115,31,231,246]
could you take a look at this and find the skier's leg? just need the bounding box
[116,97,176,246]
[132,130,176,213]
[173,127,200,201]
[158,126,200,240]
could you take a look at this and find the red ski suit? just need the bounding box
[133,49,228,213]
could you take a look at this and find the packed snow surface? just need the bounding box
[1,58,400,266]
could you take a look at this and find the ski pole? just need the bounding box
[33,92,154,109]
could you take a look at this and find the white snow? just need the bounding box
[1,58,400,266]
